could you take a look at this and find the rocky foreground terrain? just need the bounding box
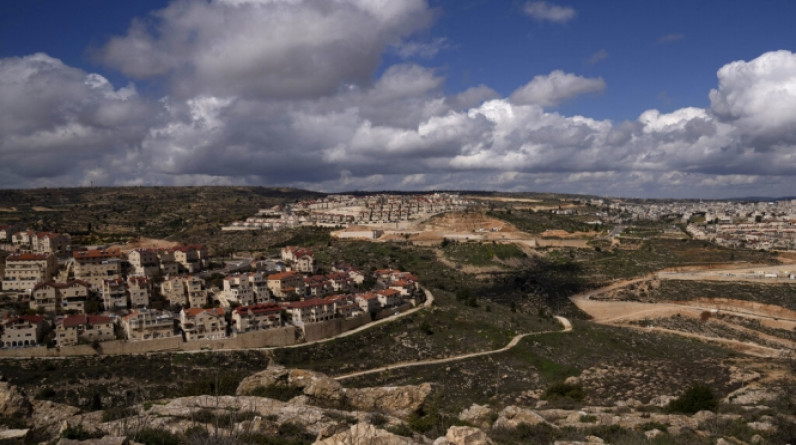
[0,362,793,445]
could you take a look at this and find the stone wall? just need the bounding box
[303,313,369,342]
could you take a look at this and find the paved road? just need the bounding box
[333,315,572,381]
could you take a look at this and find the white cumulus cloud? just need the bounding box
[509,70,605,107]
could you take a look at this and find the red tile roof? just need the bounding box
[7,253,49,261]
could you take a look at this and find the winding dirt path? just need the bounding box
[333,316,572,381]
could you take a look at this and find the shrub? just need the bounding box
[667,384,718,414]
[37,387,56,399]
[61,424,99,441]
[102,406,137,422]
[543,382,585,402]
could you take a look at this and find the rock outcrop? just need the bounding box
[492,406,552,430]
[314,423,421,445]
[238,366,431,419]
[457,403,494,429]
[344,383,432,419]
[433,426,493,445]
[0,375,32,417]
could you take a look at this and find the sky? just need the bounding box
[1,0,795,199]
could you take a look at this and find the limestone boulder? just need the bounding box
[314,423,421,445]
[0,376,31,418]
[236,365,290,395]
[458,404,495,429]
[344,383,432,419]
[30,400,82,438]
[492,406,552,430]
[433,426,493,445]
[289,369,344,402]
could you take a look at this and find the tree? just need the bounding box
[667,384,718,414]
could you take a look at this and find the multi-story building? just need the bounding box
[33,232,71,254]
[101,278,127,311]
[285,298,336,325]
[1,315,47,348]
[73,249,122,290]
[2,253,57,292]
[121,309,177,341]
[161,275,209,308]
[219,275,255,307]
[54,314,115,347]
[232,303,282,333]
[30,280,92,313]
[179,308,227,341]
[127,276,150,308]
[127,249,160,277]
[266,271,304,300]
[247,272,272,304]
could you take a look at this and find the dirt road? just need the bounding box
[334,316,572,381]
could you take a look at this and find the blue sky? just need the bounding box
[1,0,795,198]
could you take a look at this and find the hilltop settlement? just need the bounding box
[0,224,422,353]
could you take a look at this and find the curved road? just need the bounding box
[334,315,572,381]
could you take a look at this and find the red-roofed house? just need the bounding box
[232,303,283,333]
[1,315,48,348]
[376,288,402,308]
[267,271,304,300]
[355,293,380,313]
[180,307,227,341]
[281,246,315,273]
[285,298,335,325]
[30,280,91,312]
[54,314,115,347]
[73,249,121,290]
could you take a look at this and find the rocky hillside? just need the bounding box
[0,364,792,444]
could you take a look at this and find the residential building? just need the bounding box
[232,303,282,333]
[127,276,150,308]
[285,298,336,325]
[281,246,315,273]
[376,288,402,308]
[161,275,208,308]
[2,253,57,292]
[73,249,122,290]
[127,249,160,277]
[101,278,127,311]
[219,274,255,307]
[27,232,71,254]
[121,309,177,341]
[355,293,380,313]
[53,314,115,347]
[180,308,227,341]
[30,280,91,312]
[266,271,304,300]
[247,272,272,304]
[1,315,47,348]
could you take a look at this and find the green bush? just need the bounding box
[667,384,718,414]
[543,382,585,402]
[61,424,99,441]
